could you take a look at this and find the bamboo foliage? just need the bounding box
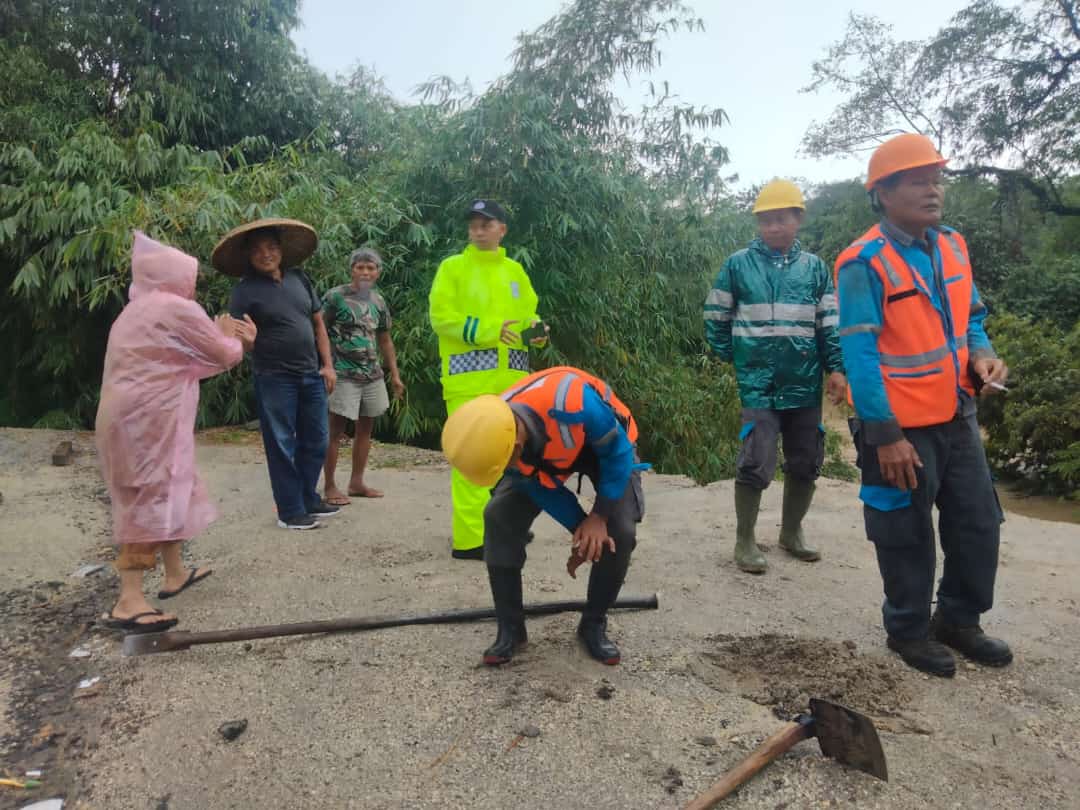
[2,0,791,483]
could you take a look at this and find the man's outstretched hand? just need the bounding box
[567,514,615,577]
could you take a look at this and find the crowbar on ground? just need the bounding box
[122,594,659,656]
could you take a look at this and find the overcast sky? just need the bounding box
[292,0,969,189]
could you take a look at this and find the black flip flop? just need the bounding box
[157,567,213,600]
[104,610,179,634]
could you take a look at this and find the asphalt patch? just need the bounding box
[0,575,128,809]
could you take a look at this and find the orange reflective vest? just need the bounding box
[834,224,976,428]
[501,366,638,489]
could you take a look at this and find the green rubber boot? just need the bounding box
[778,477,821,562]
[733,483,767,574]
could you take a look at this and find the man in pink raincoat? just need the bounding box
[96,232,256,632]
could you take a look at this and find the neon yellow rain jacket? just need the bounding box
[429,244,540,402]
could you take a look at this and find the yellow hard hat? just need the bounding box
[752,179,805,214]
[441,395,518,487]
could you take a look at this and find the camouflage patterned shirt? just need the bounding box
[322,284,392,382]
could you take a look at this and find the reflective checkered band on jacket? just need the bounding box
[508,349,530,372]
[448,349,498,375]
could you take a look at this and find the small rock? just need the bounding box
[705,756,718,766]
[694,735,718,747]
[843,640,857,650]
[596,684,615,700]
[242,643,253,652]
[520,724,541,739]
[661,765,683,793]
[795,692,809,708]
[218,719,248,741]
[71,564,105,578]
[69,648,92,659]
[541,686,572,703]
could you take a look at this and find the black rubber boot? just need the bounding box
[451,546,484,561]
[578,546,631,665]
[483,566,526,666]
[930,611,1013,667]
[886,636,956,677]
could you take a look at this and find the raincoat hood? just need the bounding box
[129,231,197,301]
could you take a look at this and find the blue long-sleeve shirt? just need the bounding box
[510,384,636,531]
[837,221,995,444]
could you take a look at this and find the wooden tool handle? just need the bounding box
[684,718,815,810]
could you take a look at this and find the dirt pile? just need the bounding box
[698,634,914,720]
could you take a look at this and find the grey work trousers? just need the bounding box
[736,406,826,490]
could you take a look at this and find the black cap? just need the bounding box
[466,199,507,223]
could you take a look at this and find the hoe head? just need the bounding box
[808,698,888,781]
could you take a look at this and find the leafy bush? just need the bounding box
[980,312,1080,498]
[990,255,1080,332]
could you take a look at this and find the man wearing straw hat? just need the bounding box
[214,218,341,530]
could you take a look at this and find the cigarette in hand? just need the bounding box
[987,381,1008,392]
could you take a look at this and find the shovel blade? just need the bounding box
[810,698,888,781]
[122,630,193,657]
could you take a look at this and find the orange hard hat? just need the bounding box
[865,133,948,190]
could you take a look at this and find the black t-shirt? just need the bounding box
[229,268,321,376]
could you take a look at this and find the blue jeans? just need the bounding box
[254,372,329,521]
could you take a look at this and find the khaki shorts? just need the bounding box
[329,378,390,420]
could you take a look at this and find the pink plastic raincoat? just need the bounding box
[96,232,243,544]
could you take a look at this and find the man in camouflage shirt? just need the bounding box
[322,248,404,503]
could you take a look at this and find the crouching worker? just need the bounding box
[96,232,256,632]
[441,366,646,666]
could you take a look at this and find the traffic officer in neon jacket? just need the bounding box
[429,200,547,560]
[705,179,846,574]
[835,133,1012,677]
[441,366,645,667]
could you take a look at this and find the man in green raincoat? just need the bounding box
[429,200,547,560]
[705,179,846,573]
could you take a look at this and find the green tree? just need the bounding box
[0,0,326,149]
[0,0,758,485]
[803,1,1080,216]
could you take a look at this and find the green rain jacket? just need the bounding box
[704,238,843,409]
